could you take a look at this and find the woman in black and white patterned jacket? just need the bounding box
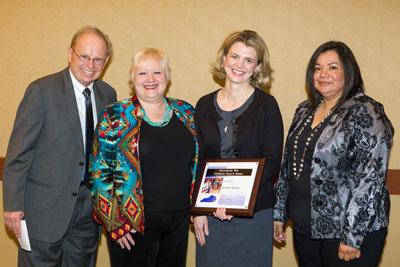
[273,41,394,267]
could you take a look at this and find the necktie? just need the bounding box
[83,88,94,186]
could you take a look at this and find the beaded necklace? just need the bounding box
[142,98,173,127]
[292,106,332,181]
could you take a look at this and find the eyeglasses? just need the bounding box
[71,47,106,66]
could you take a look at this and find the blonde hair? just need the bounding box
[213,30,272,89]
[131,48,171,81]
[70,26,112,57]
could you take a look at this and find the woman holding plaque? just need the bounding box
[273,41,394,267]
[90,48,198,267]
[193,30,284,267]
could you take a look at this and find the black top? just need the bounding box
[195,89,284,212]
[139,114,195,210]
[287,112,331,233]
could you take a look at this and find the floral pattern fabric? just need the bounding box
[89,96,198,240]
[273,92,394,249]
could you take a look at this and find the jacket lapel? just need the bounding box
[60,68,85,155]
[287,103,312,140]
[93,83,106,117]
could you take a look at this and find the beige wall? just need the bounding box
[0,0,399,266]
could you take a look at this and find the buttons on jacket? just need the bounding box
[78,161,84,166]
[72,192,78,196]
[315,200,323,206]
[314,157,321,164]
[315,179,323,185]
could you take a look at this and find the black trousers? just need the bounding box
[293,227,387,267]
[107,208,190,267]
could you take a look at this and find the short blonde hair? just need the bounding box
[131,48,171,81]
[213,30,272,89]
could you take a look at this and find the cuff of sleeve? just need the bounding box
[110,223,134,241]
[272,208,286,222]
[341,232,364,249]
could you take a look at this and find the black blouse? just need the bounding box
[287,112,331,233]
[139,114,195,210]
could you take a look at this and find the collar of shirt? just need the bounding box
[69,68,94,94]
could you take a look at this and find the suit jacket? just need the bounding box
[3,68,116,242]
[273,91,394,249]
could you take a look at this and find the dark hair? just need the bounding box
[305,41,364,108]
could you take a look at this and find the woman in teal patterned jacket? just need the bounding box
[89,48,198,267]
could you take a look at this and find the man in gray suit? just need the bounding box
[3,26,117,266]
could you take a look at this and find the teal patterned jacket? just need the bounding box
[89,96,198,240]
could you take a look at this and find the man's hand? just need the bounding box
[116,229,137,250]
[338,243,361,261]
[4,211,25,238]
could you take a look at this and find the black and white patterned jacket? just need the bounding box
[273,91,394,249]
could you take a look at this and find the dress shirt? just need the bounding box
[69,69,98,152]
